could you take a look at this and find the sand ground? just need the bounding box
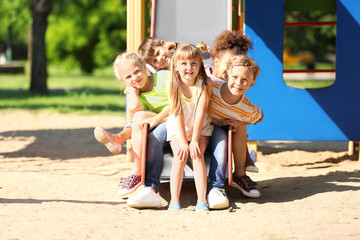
[1,110,359,240]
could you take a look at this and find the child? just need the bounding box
[210,54,263,198]
[95,38,174,156]
[94,52,170,196]
[138,37,209,72]
[138,37,176,72]
[205,30,258,209]
[166,44,213,211]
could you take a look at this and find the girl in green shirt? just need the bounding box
[94,52,170,196]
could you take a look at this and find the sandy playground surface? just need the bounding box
[1,110,359,240]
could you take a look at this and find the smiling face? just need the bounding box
[176,57,201,84]
[148,46,172,70]
[227,66,255,96]
[119,61,148,90]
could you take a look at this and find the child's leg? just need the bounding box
[231,125,260,198]
[245,145,255,166]
[94,127,131,154]
[130,111,159,175]
[114,127,132,145]
[233,125,247,177]
[169,138,187,204]
[192,137,209,204]
[117,111,159,196]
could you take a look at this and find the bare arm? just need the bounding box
[190,79,212,159]
[126,87,146,114]
[141,105,171,130]
[175,111,189,162]
[223,105,264,131]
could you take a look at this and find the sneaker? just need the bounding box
[117,174,142,196]
[127,187,162,208]
[207,188,229,210]
[94,127,122,154]
[118,176,129,187]
[196,202,209,212]
[231,174,260,198]
[245,165,259,173]
[168,202,181,211]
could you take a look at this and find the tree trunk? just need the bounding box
[30,0,52,94]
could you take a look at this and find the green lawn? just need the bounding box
[284,80,335,89]
[284,62,336,89]
[0,65,127,116]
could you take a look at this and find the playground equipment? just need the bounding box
[244,0,360,160]
[127,0,360,166]
[140,124,235,185]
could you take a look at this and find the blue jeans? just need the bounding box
[144,122,168,191]
[207,125,228,192]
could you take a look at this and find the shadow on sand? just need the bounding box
[0,127,125,160]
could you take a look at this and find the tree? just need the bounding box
[30,0,52,94]
[46,0,127,73]
[0,0,31,60]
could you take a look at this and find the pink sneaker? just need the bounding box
[117,174,142,196]
[94,127,122,154]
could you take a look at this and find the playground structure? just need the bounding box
[126,0,360,163]
[244,0,360,160]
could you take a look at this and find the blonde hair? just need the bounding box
[113,52,145,82]
[226,54,260,80]
[168,44,211,116]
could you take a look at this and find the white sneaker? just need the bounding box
[127,187,162,208]
[207,188,229,210]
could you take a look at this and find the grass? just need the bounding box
[0,64,127,116]
[283,62,336,89]
[284,79,335,89]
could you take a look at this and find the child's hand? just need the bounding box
[189,141,201,160]
[224,119,247,132]
[177,142,189,162]
[125,86,140,95]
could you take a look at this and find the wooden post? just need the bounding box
[237,0,245,32]
[348,141,354,156]
[126,0,146,161]
[349,141,360,161]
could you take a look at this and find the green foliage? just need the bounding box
[46,0,127,73]
[0,0,31,39]
[0,0,31,60]
[284,10,337,59]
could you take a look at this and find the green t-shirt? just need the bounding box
[138,70,170,114]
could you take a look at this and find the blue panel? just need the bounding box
[244,0,360,141]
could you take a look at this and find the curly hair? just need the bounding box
[210,30,252,60]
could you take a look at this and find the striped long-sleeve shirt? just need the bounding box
[209,79,262,126]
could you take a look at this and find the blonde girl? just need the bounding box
[94,52,170,196]
[166,44,213,211]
